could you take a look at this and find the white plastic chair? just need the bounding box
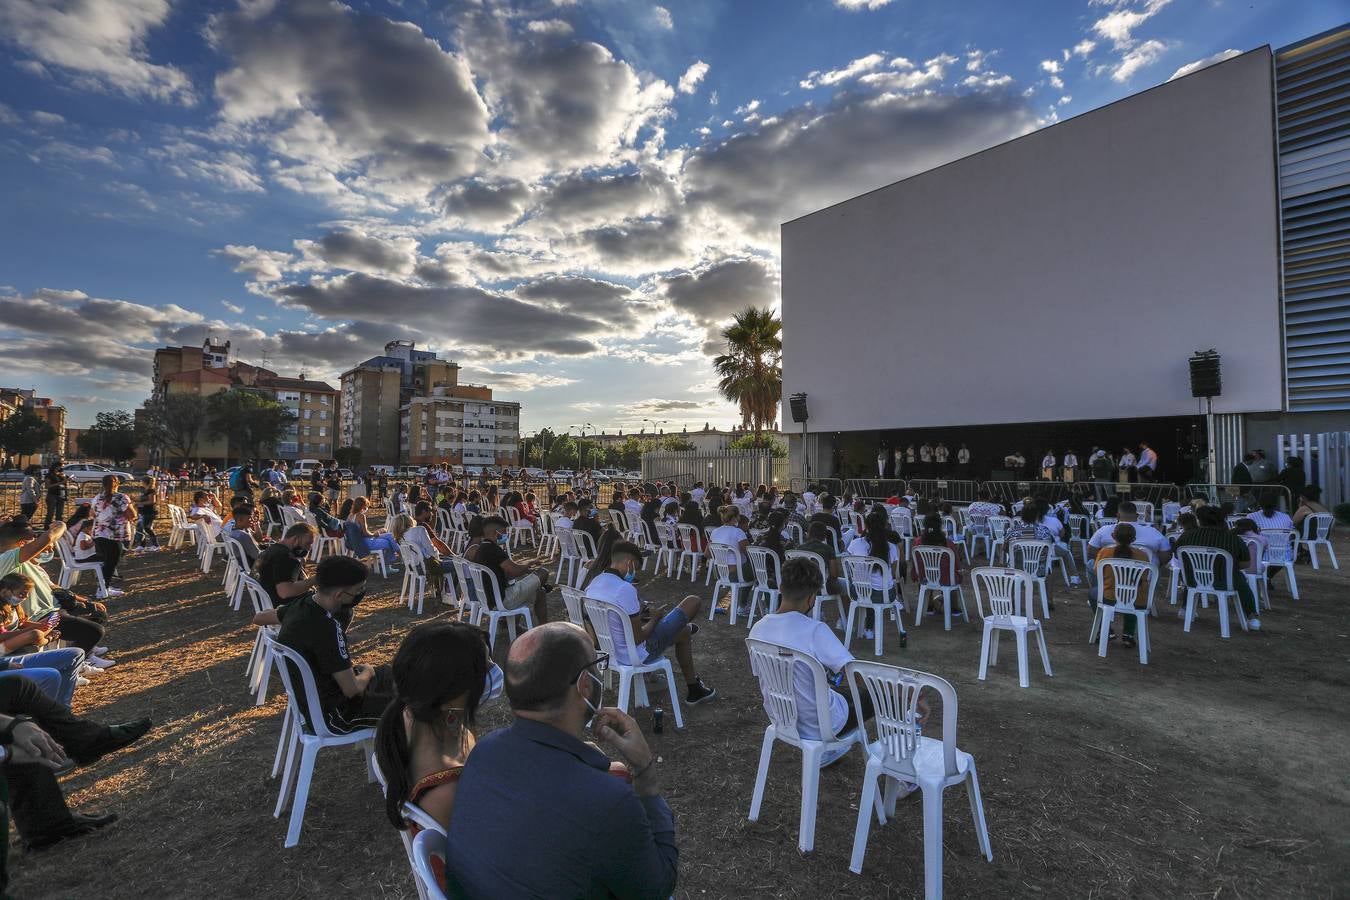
[1067,514,1091,567]
[631,520,661,571]
[53,535,108,594]
[581,596,684,728]
[1132,501,1154,525]
[446,555,482,624]
[1261,528,1300,601]
[971,567,1052,688]
[411,830,449,900]
[196,521,226,573]
[745,546,782,628]
[261,504,282,539]
[1301,513,1337,570]
[536,512,560,560]
[1008,540,1053,619]
[167,504,195,549]
[1176,547,1247,639]
[963,512,990,560]
[1088,559,1157,664]
[504,507,535,550]
[888,509,914,560]
[745,639,865,853]
[398,541,429,615]
[559,584,586,627]
[911,545,968,631]
[221,534,251,611]
[846,659,993,898]
[785,549,845,626]
[1242,538,1270,611]
[1161,502,1182,529]
[840,554,907,657]
[708,542,755,624]
[674,523,704,582]
[240,575,278,706]
[266,634,377,848]
[986,516,1012,566]
[554,527,584,588]
[653,522,680,577]
[463,559,533,649]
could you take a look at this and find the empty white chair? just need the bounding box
[846,659,992,898]
[1176,547,1247,639]
[986,516,1012,566]
[745,546,782,628]
[888,510,914,561]
[221,535,252,611]
[463,559,533,650]
[1066,514,1092,567]
[972,567,1052,688]
[167,503,195,549]
[1161,502,1182,529]
[1261,528,1300,601]
[559,584,586,627]
[673,523,704,582]
[261,504,282,539]
[1008,540,1053,619]
[840,554,907,657]
[53,535,107,594]
[240,575,278,705]
[267,634,377,848]
[911,545,968,631]
[1088,559,1157,664]
[708,542,755,623]
[785,549,844,626]
[196,521,226,573]
[1301,512,1337,570]
[398,541,429,615]
[554,527,584,588]
[504,507,535,550]
[435,508,454,545]
[630,520,661,570]
[582,596,684,728]
[745,638,865,853]
[411,829,450,900]
[446,555,483,625]
[653,521,680,577]
[963,512,990,560]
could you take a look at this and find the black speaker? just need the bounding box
[1189,350,1221,398]
[789,392,809,424]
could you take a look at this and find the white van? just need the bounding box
[369,465,396,477]
[290,458,321,479]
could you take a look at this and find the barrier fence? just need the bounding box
[643,450,787,491]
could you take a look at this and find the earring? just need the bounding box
[444,711,458,727]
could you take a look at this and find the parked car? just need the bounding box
[62,463,134,484]
[291,458,321,479]
[0,471,25,483]
[551,469,575,480]
[591,472,612,482]
[369,465,396,477]
[338,468,354,480]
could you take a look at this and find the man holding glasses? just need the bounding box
[447,621,679,899]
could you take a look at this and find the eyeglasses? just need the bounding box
[572,651,610,681]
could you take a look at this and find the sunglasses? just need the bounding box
[571,651,610,681]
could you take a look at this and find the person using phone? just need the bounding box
[0,574,89,707]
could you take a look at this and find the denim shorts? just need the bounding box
[643,607,690,664]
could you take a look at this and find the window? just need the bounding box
[302,393,312,403]
[318,427,326,437]
[318,410,328,420]
[303,409,312,420]
[320,395,330,405]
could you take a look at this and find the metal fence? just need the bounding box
[980,479,1183,506]
[1182,482,1292,512]
[643,451,788,491]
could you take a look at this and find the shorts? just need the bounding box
[503,573,541,609]
[643,607,691,664]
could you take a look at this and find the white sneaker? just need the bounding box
[86,655,116,669]
[81,664,105,675]
[103,587,125,597]
[75,676,90,687]
[1070,575,1082,586]
[862,627,876,640]
[834,618,846,631]
[1249,618,1261,631]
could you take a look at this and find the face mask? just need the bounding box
[292,544,310,559]
[496,535,508,547]
[581,668,604,724]
[345,590,366,607]
[482,662,504,704]
[623,570,636,583]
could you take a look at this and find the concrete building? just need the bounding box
[781,27,1350,487]
[340,355,405,466]
[261,375,339,460]
[0,389,67,467]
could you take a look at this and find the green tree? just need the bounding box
[334,446,363,468]
[660,436,694,452]
[729,432,787,458]
[713,306,782,443]
[543,434,578,470]
[76,410,137,466]
[0,408,57,462]
[139,394,210,464]
[207,390,298,464]
[614,436,649,470]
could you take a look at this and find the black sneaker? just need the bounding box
[686,679,717,705]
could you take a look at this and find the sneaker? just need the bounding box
[81,664,105,676]
[93,646,110,656]
[686,623,699,637]
[862,627,875,640]
[1122,635,1137,647]
[1070,575,1082,587]
[75,676,90,687]
[85,656,116,669]
[889,780,919,802]
[685,679,717,705]
[1249,618,1261,631]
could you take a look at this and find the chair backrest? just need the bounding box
[264,632,350,739]
[222,534,251,571]
[840,553,888,603]
[845,659,960,778]
[1129,542,1158,566]
[504,507,521,525]
[462,559,507,611]
[825,525,843,554]
[708,542,745,581]
[1096,558,1156,610]
[1009,539,1051,577]
[239,574,275,614]
[1177,546,1235,591]
[703,525,718,548]
[410,829,449,900]
[655,521,679,550]
[436,508,452,534]
[786,521,804,544]
[676,523,701,552]
[966,511,989,532]
[53,535,78,567]
[941,516,960,542]
[1262,528,1296,564]
[784,549,831,593]
[1067,514,1090,541]
[609,508,629,533]
[447,555,478,607]
[988,516,1012,540]
[280,506,305,528]
[1161,502,1181,526]
[888,509,914,539]
[971,566,1034,619]
[745,638,841,744]
[168,504,186,526]
[582,595,642,667]
[559,585,586,626]
[1133,501,1154,523]
[572,528,597,560]
[848,510,865,535]
[399,540,427,575]
[912,544,956,588]
[555,526,579,560]
[1225,514,1246,529]
[1303,512,1334,542]
[1242,536,1264,571]
[746,546,781,590]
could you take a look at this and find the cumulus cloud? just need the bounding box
[526,168,681,234]
[834,0,894,9]
[658,257,780,332]
[1168,49,1241,81]
[441,178,534,230]
[1091,0,1171,50]
[214,244,294,283]
[800,52,887,90]
[0,0,193,103]
[1109,38,1168,82]
[295,228,419,276]
[678,60,710,94]
[514,275,647,327]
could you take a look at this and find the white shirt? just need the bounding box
[1064,453,1078,467]
[1041,455,1056,469]
[1247,509,1293,531]
[1088,520,1169,555]
[691,487,705,503]
[748,612,852,741]
[555,515,575,530]
[957,448,970,463]
[710,525,749,562]
[845,536,899,588]
[1119,452,1136,468]
[585,572,646,665]
[188,505,222,527]
[1138,448,1157,470]
[934,445,949,462]
[919,445,932,462]
[1039,515,1064,540]
[403,525,439,560]
[624,498,644,520]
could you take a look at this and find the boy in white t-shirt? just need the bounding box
[584,541,717,705]
[749,558,926,773]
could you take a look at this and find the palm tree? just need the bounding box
[713,306,782,445]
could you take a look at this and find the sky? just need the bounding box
[0,0,1340,433]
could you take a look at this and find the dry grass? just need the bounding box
[10,526,1350,899]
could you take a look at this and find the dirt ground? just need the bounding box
[10,524,1350,899]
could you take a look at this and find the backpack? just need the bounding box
[230,469,246,491]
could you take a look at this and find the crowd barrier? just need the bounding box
[1183,482,1293,512]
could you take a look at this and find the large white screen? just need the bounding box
[781,49,1282,433]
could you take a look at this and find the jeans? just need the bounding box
[43,497,64,529]
[1,648,86,706]
[93,537,123,582]
[135,512,159,548]
[365,533,398,565]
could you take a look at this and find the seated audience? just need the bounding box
[709,504,751,581]
[223,503,268,566]
[446,622,678,899]
[1174,506,1260,630]
[253,523,317,609]
[0,519,107,659]
[1291,485,1329,531]
[573,499,602,545]
[911,513,963,617]
[475,517,550,626]
[391,513,448,602]
[343,497,399,569]
[0,574,87,706]
[1247,497,1294,532]
[1090,523,1151,646]
[1088,501,1171,566]
[187,490,223,527]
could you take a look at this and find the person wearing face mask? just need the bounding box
[374,623,501,892]
[446,622,678,899]
[572,498,602,545]
[274,555,393,734]
[0,573,88,707]
[252,522,318,609]
[584,541,716,706]
[476,517,550,628]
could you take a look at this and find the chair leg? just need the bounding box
[978,624,991,681]
[849,763,881,874]
[662,664,684,729]
[617,670,633,714]
[1097,608,1111,658]
[1015,628,1030,688]
[873,607,883,657]
[913,587,926,627]
[274,721,299,815]
[799,745,822,853]
[270,710,291,779]
[1137,615,1149,665]
[921,784,944,900]
[1286,564,1299,601]
[943,590,952,632]
[1183,592,1196,632]
[284,742,319,848]
[1035,626,1053,677]
[966,764,993,861]
[844,605,856,647]
[748,728,775,822]
[1217,595,1231,639]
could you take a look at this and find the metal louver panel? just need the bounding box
[1277,25,1350,410]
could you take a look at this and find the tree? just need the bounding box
[139,394,210,465]
[334,446,363,468]
[0,409,57,462]
[543,434,577,470]
[207,390,298,464]
[729,432,787,458]
[614,436,648,471]
[659,436,694,452]
[76,410,137,466]
[713,306,782,443]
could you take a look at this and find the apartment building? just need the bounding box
[401,383,521,468]
[0,389,67,466]
[261,374,340,460]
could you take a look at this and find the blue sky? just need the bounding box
[0,0,1339,431]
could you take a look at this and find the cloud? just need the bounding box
[30,110,64,125]
[214,245,295,283]
[833,0,894,9]
[461,369,577,392]
[222,300,244,315]
[1072,39,1097,57]
[558,217,696,276]
[1109,38,1168,82]
[636,398,704,412]
[0,0,194,103]
[513,275,646,327]
[441,178,534,231]
[295,228,418,276]
[526,168,681,234]
[1168,49,1241,81]
[652,6,673,29]
[34,141,117,166]
[658,257,780,331]
[800,52,887,90]
[678,60,710,94]
[1040,59,1062,74]
[1091,0,1170,50]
